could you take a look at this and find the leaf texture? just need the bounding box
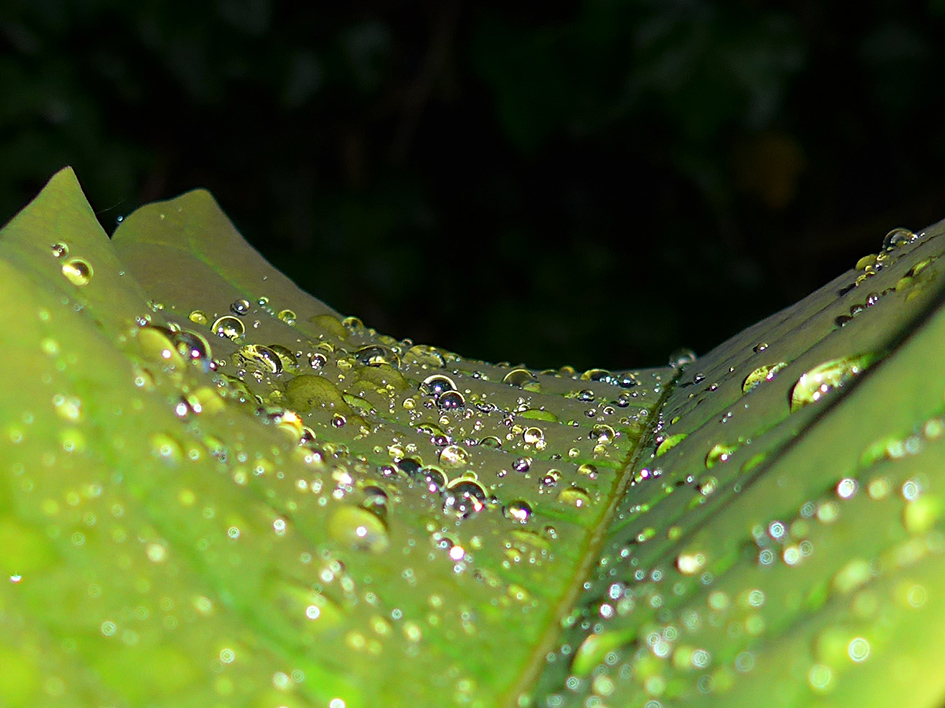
[1,168,944,708]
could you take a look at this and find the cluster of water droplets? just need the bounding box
[529,223,944,706]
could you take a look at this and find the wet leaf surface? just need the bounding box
[2,168,945,707]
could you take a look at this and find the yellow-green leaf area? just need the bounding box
[7,168,945,708]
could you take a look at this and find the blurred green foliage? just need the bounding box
[2,0,945,369]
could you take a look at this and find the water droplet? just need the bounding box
[361,486,389,518]
[436,390,465,411]
[328,506,389,553]
[438,445,470,469]
[61,258,93,286]
[882,227,916,251]
[557,486,591,508]
[278,309,297,325]
[705,443,738,468]
[356,345,399,368]
[655,433,687,457]
[212,315,245,340]
[676,551,706,575]
[237,344,283,374]
[230,299,251,316]
[513,457,531,473]
[742,362,789,394]
[150,433,183,464]
[138,326,186,368]
[503,368,538,389]
[285,374,349,413]
[188,310,209,326]
[669,348,697,368]
[790,354,878,412]
[51,242,68,258]
[420,374,456,396]
[523,427,544,445]
[581,368,617,384]
[540,469,561,488]
[403,344,445,367]
[503,500,532,523]
[443,479,488,518]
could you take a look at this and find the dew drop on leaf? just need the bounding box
[882,227,916,251]
[502,368,538,388]
[212,315,245,340]
[328,506,389,553]
[420,374,456,396]
[443,479,488,518]
[790,354,878,412]
[61,258,93,286]
[503,500,532,523]
[277,308,297,325]
[557,486,591,509]
[436,390,465,412]
[742,362,788,394]
[230,298,251,316]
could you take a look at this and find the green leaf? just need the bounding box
[2,167,945,707]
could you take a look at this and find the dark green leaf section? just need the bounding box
[0,169,669,707]
[534,224,945,706]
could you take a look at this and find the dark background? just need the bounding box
[2,0,945,370]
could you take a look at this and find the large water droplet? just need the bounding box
[328,506,389,553]
[420,374,456,396]
[436,390,465,412]
[557,486,591,508]
[277,309,297,325]
[882,227,916,251]
[237,344,283,374]
[212,315,245,340]
[438,445,470,469]
[61,258,93,286]
[503,368,538,389]
[503,500,532,523]
[356,345,399,368]
[443,478,488,518]
[790,354,878,412]
[230,299,251,316]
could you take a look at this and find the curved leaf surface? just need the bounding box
[1,168,944,708]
